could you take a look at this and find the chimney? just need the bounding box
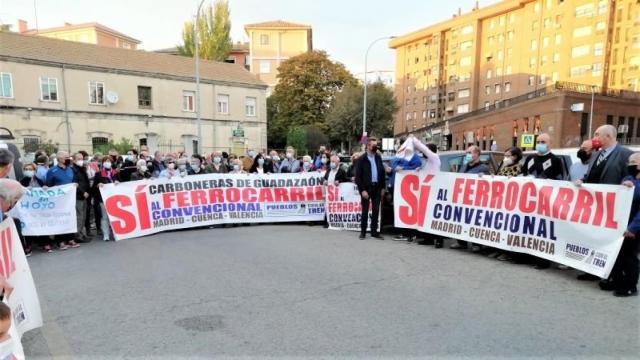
[64,22,72,26]
[475,1,479,10]
[18,19,28,33]
[458,7,462,16]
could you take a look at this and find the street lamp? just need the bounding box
[194,0,206,153]
[588,84,596,138]
[362,36,396,147]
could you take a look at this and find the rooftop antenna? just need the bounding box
[33,0,39,32]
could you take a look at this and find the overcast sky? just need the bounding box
[0,0,498,75]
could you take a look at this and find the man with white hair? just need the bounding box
[46,151,80,250]
[576,124,633,282]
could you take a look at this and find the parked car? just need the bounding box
[438,150,503,174]
[0,127,23,180]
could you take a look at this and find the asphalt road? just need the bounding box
[22,225,639,359]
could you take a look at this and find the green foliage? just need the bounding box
[29,139,58,155]
[326,81,398,151]
[268,51,357,147]
[304,125,328,155]
[286,127,307,155]
[93,138,135,155]
[177,0,232,62]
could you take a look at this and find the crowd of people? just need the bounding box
[0,124,638,298]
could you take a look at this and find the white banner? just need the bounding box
[394,171,633,278]
[325,183,378,232]
[9,185,77,236]
[0,218,44,359]
[99,172,326,240]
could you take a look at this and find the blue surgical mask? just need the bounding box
[464,154,473,164]
[258,158,265,166]
[330,162,337,170]
[23,170,35,178]
[536,143,548,154]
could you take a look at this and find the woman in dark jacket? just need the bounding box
[249,154,271,174]
[130,159,151,181]
[93,155,118,241]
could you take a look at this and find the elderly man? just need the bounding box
[576,124,633,282]
[72,152,91,242]
[280,146,301,173]
[46,151,80,250]
[0,149,14,178]
[615,152,640,297]
[268,150,281,173]
[0,179,24,299]
[570,140,593,181]
[521,133,563,180]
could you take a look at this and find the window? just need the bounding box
[571,45,590,57]
[544,18,551,28]
[217,94,229,114]
[413,97,417,105]
[598,0,607,15]
[405,99,411,105]
[461,25,473,35]
[573,26,592,38]
[458,88,470,98]
[529,57,536,68]
[555,34,562,45]
[506,65,512,75]
[460,72,471,82]
[485,85,491,95]
[542,37,549,48]
[137,86,151,108]
[422,96,427,104]
[541,55,548,66]
[0,73,13,98]
[429,110,436,118]
[422,110,427,119]
[448,92,455,101]
[182,91,195,112]
[413,111,417,119]
[594,43,604,56]
[505,82,511,92]
[405,113,411,121]
[460,56,472,66]
[596,21,606,31]
[539,74,547,85]
[488,36,494,45]
[532,20,539,30]
[496,68,503,76]
[139,138,147,147]
[259,60,270,74]
[592,63,603,76]
[460,41,473,51]
[531,40,538,50]
[92,137,108,152]
[552,72,559,82]
[534,2,541,12]
[570,65,591,77]
[507,48,513,57]
[40,77,58,101]
[499,16,506,26]
[245,97,256,116]
[509,14,516,24]
[490,19,496,29]
[457,104,469,114]
[575,3,593,18]
[485,101,491,110]
[260,34,269,45]
[553,53,560,63]
[22,136,41,153]
[495,84,501,93]
[88,81,105,105]
[486,69,492,79]
[497,50,503,60]
[528,75,536,86]
[508,31,514,41]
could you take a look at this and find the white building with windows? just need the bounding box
[0,32,268,155]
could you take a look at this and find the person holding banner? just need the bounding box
[250,154,271,174]
[279,147,301,174]
[355,137,385,240]
[93,156,118,242]
[130,159,152,181]
[72,152,91,243]
[300,156,315,173]
[46,151,80,250]
[451,145,489,251]
[323,156,348,185]
[209,152,228,174]
[267,150,281,173]
[389,137,424,242]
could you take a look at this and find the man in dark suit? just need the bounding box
[323,155,348,185]
[576,124,634,282]
[355,137,386,240]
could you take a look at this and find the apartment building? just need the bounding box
[0,32,267,155]
[390,0,639,148]
[244,20,313,92]
[19,20,141,50]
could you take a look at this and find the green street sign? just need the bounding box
[232,128,244,138]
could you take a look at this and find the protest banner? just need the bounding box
[0,218,44,359]
[325,183,378,232]
[99,172,327,240]
[9,184,77,236]
[394,171,634,278]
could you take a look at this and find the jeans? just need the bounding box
[99,203,112,240]
[76,200,87,239]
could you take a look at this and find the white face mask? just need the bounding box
[233,164,240,171]
[75,160,84,167]
[286,152,294,159]
[178,164,187,171]
[503,157,514,166]
[24,170,35,178]
[271,156,280,162]
[167,163,176,170]
[321,157,328,164]
[213,157,221,164]
[140,166,148,173]
[103,162,112,170]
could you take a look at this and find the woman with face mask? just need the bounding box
[280,146,301,173]
[188,155,210,175]
[229,159,246,174]
[299,155,314,173]
[159,159,178,179]
[20,163,38,188]
[130,159,151,181]
[497,147,523,177]
[210,152,228,174]
[249,154,271,174]
[93,155,119,242]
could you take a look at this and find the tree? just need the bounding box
[177,0,232,62]
[94,138,135,155]
[268,51,357,148]
[326,81,398,152]
[286,126,307,155]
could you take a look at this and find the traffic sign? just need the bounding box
[520,134,535,148]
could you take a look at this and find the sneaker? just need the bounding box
[393,235,408,241]
[371,234,384,240]
[103,237,110,242]
[68,240,80,248]
[25,250,32,257]
[59,244,69,251]
[359,233,365,240]
[613,288,637,297]
[43,245,53,253]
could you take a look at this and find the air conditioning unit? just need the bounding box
[618,124,629,133]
